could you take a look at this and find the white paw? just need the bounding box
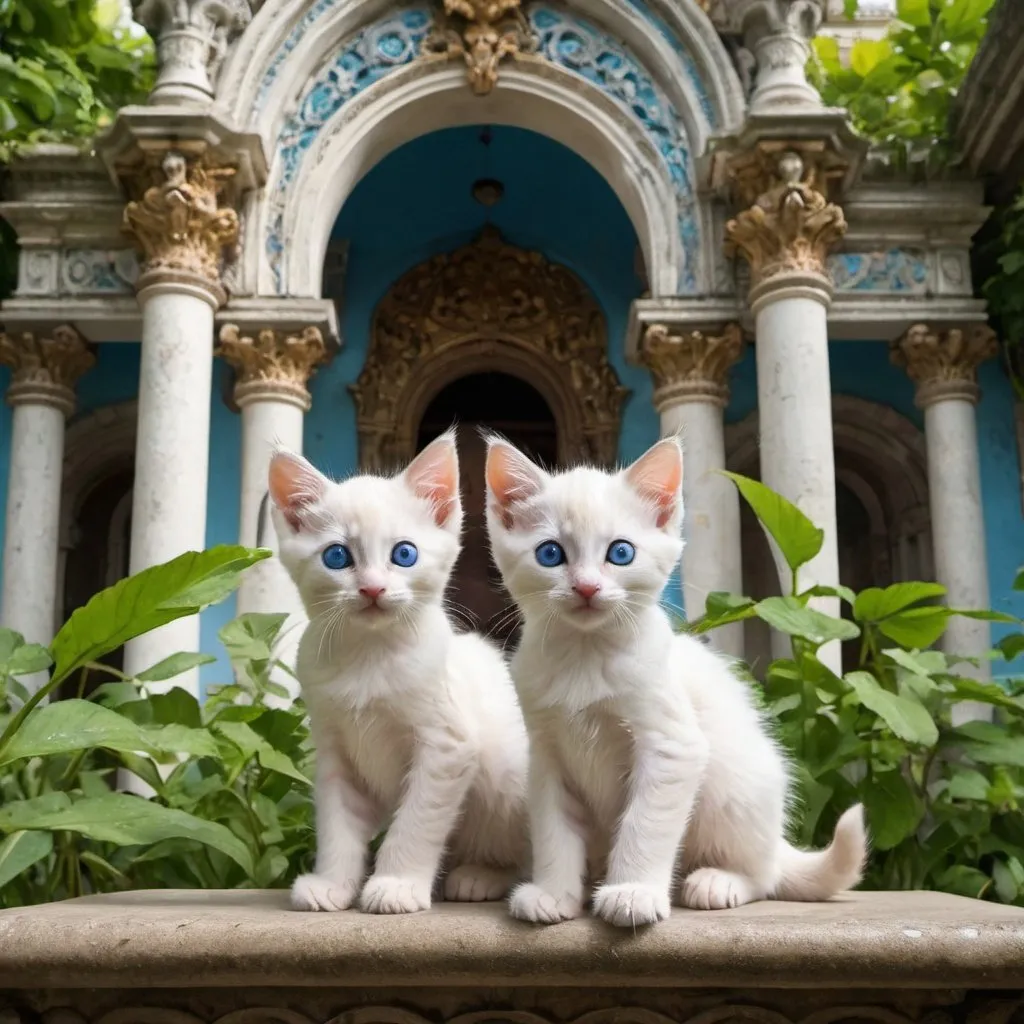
[592,882,669,928]
[680,868,759,910]
[359,874,432,914]
[290,873,359,912]
[444,864,516,902]
[508,882,583,924]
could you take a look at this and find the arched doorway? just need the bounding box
[418,372,557,644]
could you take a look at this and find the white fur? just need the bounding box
[271,432,529,914]
[485,438,868,928]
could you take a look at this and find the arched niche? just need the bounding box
[351,226,628,471]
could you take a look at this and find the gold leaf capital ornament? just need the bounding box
[123,151,239,300]
[216,325,329,411]
[0,326,95,416]
[891,323,998,408]
[641,323,745,409]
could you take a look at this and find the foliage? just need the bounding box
[693,475,1024,905]
[0,544,319,907]
[808,0,996,172]
[0,0,154,159]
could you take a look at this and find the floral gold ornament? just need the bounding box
[216,325,329,411]
[423,0,536,95]
[123,152,240,293]
[641,323,745,409]
[891,323,999,408]
[352,226,627,470]
[725,150,847,285]
[0,326,95,416]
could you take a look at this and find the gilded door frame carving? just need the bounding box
[351,227,628,471]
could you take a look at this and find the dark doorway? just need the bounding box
[417,372,558,648]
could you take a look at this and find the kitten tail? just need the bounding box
[772,804,868,901]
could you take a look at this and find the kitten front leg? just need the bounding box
[594,706,708,928]
[509,743,587,924]
[293,744,377,912]
[360,715,476,914]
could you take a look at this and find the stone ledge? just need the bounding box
[0,890,1023,990]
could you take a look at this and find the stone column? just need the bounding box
[0,328,94,684]
[891,324,998,698]
[216,324,327,615]
[726,149,847,671]
[120,152,239,693]
[641,322,746,659]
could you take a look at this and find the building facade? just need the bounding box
[0,0,1021,695]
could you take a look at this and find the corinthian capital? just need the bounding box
[641,323,745,409]
[123,151,239,302]
[0,327,94,416]
[891,324,998,408]
[216,325,328,410]
[726,150,846,288]
[133,0,253,104]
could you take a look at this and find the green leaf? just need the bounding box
[864,769,924,850]
[946,676,1024,714]
[992,859,1018,903]
[219,613,289,662]
[137,652,217,683]
[0,830,53,889]
[0,793,254,875]
[215,720,311,785]
[801,584,858,607]
[896,0,931,27]
[959,733,1024,769]
[853,582,947,622]
[755,597,861,645]
[721,473,823,573]
[936,864,992,900]
[877,607,951,649]
[850,39,893,78]
[50,546,270,685]
[883,647,948,676]
[997,633,1024,661]
[946,769,991,801]
[845,671,939,746]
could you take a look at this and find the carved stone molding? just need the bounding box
[122,151,239,304]
[890,323,999,408]
[0,327,95,416]
[132,0,254,104]
[423,0,536,95]
[216,324,328,411]
[641,322,745,409]
[726,149,847,288]
[352,226,627,470]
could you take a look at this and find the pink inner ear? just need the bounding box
[268,452,325,531]
[485,442,543,528]
[405,436,459,527]
[625,440,683,528]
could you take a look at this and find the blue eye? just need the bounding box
[535,541,566,568]
[391,541,418,567]
[322,544,352,570]
[606,540,636,566]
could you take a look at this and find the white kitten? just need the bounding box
[269,431,529,914]
[484,436,867,928]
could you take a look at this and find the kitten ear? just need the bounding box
[268,450,327,532]
[624,438,683,530]
[404,429,461,529]
[485,437,546,530]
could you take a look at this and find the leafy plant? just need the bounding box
[809,0,995,173]
[693,474,1024,904]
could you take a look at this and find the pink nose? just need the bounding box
[360,586,386,601]
[573,582,601,602]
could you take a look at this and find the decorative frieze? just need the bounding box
[726,149,847,286]
[216,324,328,410]
[132,0,254,104]
[641,322,745,408]
[123,151,240,300]
[828,249,927,293]
[0,327,95,416]
[890,323,999,407]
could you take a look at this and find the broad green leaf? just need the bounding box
[0,793,253,875]
[946,677,1024,714]
[845,671,939,746]
[50,546,270,684]
[691,592,756,633]
[1014,568,1024,592]
[951,609,1021,624]
[997,634,1024,661]
[755,597,860,645]
[0,830,53,889]
[992,859,1018,903]
[215,720,311,785]
[936,864,991,900]
[897,0,931,27]
[219,613,289,662]
[853,582,947,623]
[137,652,216,683]
[877,607,951,649]
[946,769,990,802]
[864,769,923,850]
[883,648,948,676]
[850,39,892,78]
[148,687,202,729]
[0,629,52,677]
[721,473,823,573]
[959,734,1024,769]
[801,584,858,607]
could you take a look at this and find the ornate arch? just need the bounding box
[351,227,628,470]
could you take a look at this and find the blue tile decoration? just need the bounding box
[829,249,929,292]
